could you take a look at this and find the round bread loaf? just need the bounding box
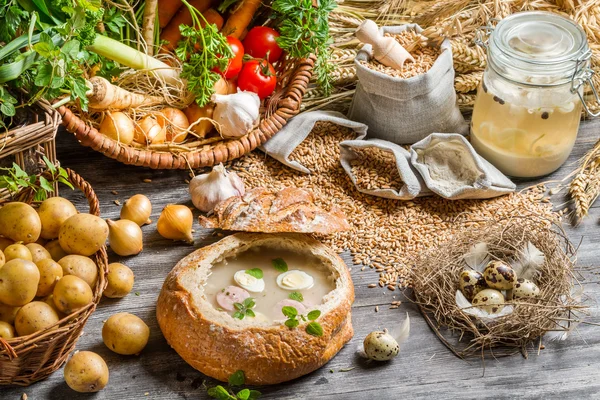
[156,233,354,385]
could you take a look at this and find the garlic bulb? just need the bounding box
[212,90,260,138]
[189,164,245,212]
[157,204,194,244]
[120,194,152,226]
[107,219,143,256]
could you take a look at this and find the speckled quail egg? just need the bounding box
[483,261,517,290]
[363,331,399,361]
[459,269,487,301]
[507,278,540,301]
[471,289,505,314]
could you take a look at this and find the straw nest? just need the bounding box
[411,216,584,359]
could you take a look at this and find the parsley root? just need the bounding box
[87,77,164,110]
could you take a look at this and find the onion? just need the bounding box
[134,115,166,145]
[107,219,143,256]
[99,112,135,144]
[156,108,190,143]
[157,204,194,244]
[120,194,152,226]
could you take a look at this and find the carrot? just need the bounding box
[158,0,183,28]
[87,77,164,110]
[160,0,218,53]
[220,0,262,39]
[192,9,225,51]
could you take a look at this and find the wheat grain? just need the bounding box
[454,71,482,93]
[569,139,600,221]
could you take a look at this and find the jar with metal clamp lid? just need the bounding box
[471,11,595,178]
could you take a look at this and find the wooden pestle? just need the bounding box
[355,20,415,70]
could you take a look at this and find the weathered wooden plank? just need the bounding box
[2,119,600,399]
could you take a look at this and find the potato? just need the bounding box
[38,197,78,240]
[26,243,52,263]
[102,312,149,355]
[58,255,98,288]
[0,202,42,243]
[104,263,134,299]
[14,301,59,336]
[0,303,20,324]
[0,320,15,339]
[64,351,109,393]
[36,258,64,297]
[0,259,40,306]
[45,239,69,261]
[53,275,93,314]
[41,294,66,318]
[3,243,32,262]
[0,237,14,251]
[0,249,4,268]
[59,214,108,256]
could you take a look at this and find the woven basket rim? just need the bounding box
[0,168,108,386]
[58,56,315,169]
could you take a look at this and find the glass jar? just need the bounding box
[471,11,593,178]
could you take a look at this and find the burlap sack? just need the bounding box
[410,134,516,200]
[339,139,428,200]
[348,24,468,144]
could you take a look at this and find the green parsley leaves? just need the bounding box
[245,268,263,279]
[288,292,303,302]
[272,258,288,272]
[282,306,323,336]
[233,297,256,320]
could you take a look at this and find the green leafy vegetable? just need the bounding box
[272,0,336,94]
[0,156,74,201]
[289,292,303,302]
[176,0,233,107]
[272,257,288,272]
[207,371,261,399]
[208,385,236,400]
[232,297,256,320]
[228,370,245,386]
[282,306,324,336]
[307,310,321,321]
[245,268,263,279]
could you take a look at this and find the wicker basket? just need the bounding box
[0,100,61,201]
[57,56,315,169]
[0,169,108,386]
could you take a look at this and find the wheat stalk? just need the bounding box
[569,140,600,221]
[455,71,483,93]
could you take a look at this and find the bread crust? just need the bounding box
[156,233,354,385]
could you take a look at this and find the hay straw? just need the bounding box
[411,216,584,358]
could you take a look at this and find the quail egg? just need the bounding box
[276,270,314,291]
[233,270,265,293]
[459,269,487,301]
[471,289,505,314]
[483,261,517,290]
[507,278,540,301]
[363,331,399,361]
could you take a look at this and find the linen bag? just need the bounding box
[259,110,367,174]
[410,133,516,200]
[348,24,468,144]
[339,139,428,200]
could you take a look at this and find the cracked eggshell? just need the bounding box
[507,278,540,301]
[459,269,487,301]
[483,261,517,290]
[471,288,505,314]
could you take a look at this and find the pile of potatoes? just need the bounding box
[0,197,109,339]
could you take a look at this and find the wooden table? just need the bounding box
[4,120,600,400]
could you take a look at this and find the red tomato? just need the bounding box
[215,36,244,79]
[238,59,277,99]
[242,27,283,64]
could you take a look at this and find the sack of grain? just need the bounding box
[348,24,468,144]
[410,133,516,200]
[339,139,428,200]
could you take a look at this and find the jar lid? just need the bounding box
[489,11,589,85]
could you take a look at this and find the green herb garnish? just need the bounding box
[233,298,256,320]
[282,306,323,336]
[272,0,336,95]
[245,268,263,279]
[0,156,73,201]
[228,370,245,386]
[289,292,303,302]
[272,258,288,272]
[207,371,261,399]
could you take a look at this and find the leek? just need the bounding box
[87,34,179,85]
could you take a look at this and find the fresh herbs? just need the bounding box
[0,86,17,129]
[289,291,303,302]
[207,370,261,400]
[176,0,233,107]
[233,297,256,320]
[272,0,336,94]
[272,257,288,272]
[0,156,73,201]
[282,306,323,336]
[245,268,263,279]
